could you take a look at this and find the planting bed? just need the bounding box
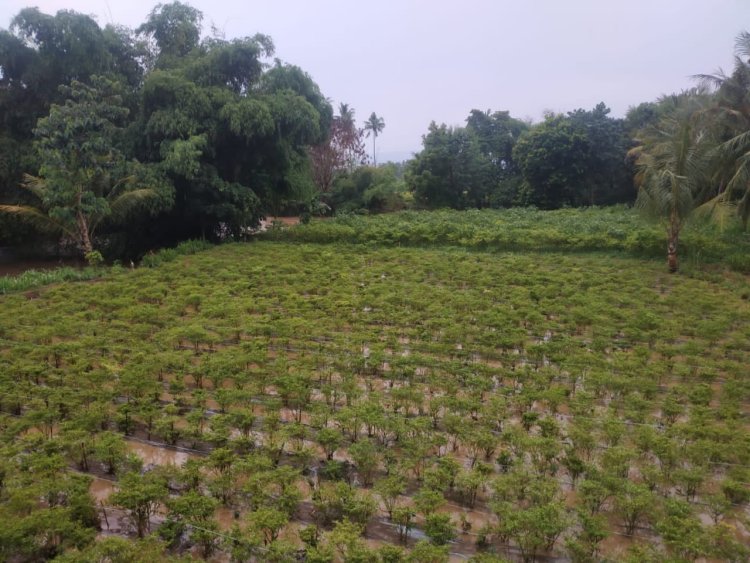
[1,241,749,561]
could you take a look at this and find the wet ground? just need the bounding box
[0,255,83,276]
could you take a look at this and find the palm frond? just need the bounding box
[20,174,48,200]
[720,129,750,155]
[105,175,137,200]
[107,188,158,220]
[692,71,726,90]
[693,195,736,230]
[735,31,750,61]
[0,204,69,234]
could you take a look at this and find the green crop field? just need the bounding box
[1,240,749,561]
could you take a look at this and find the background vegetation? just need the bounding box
[2,3,750,269]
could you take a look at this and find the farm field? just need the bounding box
[1,241,749,561]
[261,207,750,273]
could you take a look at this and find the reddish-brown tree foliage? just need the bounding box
[309,106,367,193]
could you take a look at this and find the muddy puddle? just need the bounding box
[126,438,199,466]
[89,477,116,503]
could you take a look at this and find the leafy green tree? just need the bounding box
[513,114,589,209]
[330,164,409,214]
[696,31,750,227]
[566,103,633,205]
[326,519,372,561]
[465,109,529,206]
[392,505,416,544]
[655,499,709,560]
[413,487,445,517]
[0,77,168,259]
[349,438,380,486]
[375,474,407,519]
[423,513,456,545]
[162,491,219,556]
[408,123,488,208]
[407,540,449,563]
[246,506,289,545]
[513,104,633,209]
[317,427,343,460]
[55,536,184,563]
[93,431,128,474]
[136,1,203,65]
[110,471,168,538]
[614,483,654,535]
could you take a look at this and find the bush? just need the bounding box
[0,266,101,294]
[141,239,213,268]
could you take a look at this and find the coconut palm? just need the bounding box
[364,112,385,166]
[695,31,750,227]
[0,173,158,259]
[338,103,355,128]
[630,93,713,272]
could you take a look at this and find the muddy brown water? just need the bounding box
[89,439,199,503]
[127,439,199,466]
[0,256,84,277]
[89,476,116,503]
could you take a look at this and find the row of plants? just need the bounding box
[262,207,750,272]
[0,266,102,295]
[0,242,748,561]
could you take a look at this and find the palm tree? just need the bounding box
[0,173,157,260]
[338,103,355,128]
[364,112,385,166]
[630,93,713,272]
[695,31,750,227]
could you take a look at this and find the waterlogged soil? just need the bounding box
[0,255,84,277]
[127,439,199,466]
[4,243,750,561]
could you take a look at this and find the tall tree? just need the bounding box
[0,77,169,260]
[513,114,590,209]
[407,122,487,208]
[513,104,633,209]
[364,112,385,165]
[136,1,203,67]
[0,9,148,246]
[466,109,529,206]
[696,31,750,227]
[630,92,712,272]
[309,104,367,194]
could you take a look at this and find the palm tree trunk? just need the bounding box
[76,210,93,256]
[667,209,679,273]
[372,135,377,166]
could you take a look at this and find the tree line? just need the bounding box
[0,3,387,261]
[1,3,749,268]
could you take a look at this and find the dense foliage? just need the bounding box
[0,241,748,561]
[0,3,331,258]
[2,5,750,272]
[407,104,633,211]
[262,207,750,272]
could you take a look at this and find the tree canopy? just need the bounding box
[0,2,332,256]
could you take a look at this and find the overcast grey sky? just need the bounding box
[2,0,749,161]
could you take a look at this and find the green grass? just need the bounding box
[0,265,103,295]
[1,241,748,560]
[262,207,750,272]
[0,239,214,295]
